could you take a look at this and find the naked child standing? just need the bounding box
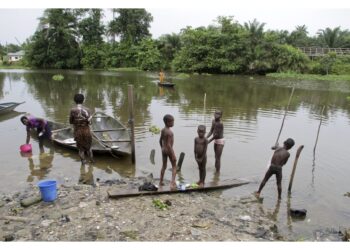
[159,114,177,189]
[206,110,224,173]
[194,125,208,187]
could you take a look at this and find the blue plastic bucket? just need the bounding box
[37,180,57,202]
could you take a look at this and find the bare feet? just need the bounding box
[159,181,165,186]
[170,182,177,190]
[254,191,260,198]
[199,182,204,188]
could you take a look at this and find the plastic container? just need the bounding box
[37,180,57,202]
[20,144,32,153]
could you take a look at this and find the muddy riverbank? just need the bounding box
[0,177,348,242]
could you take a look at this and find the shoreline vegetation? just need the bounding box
[1,63,349,82]
[267,72,350,82]
[2,9,350,76]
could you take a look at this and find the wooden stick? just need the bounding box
[128,85,136,164]
[288,145,304,194]
[0,216,31,223]
[176,152,185,171]
[203,93,206,125]
[313,106,325,156]
[275,87,295,146]
[267,87,295,168]
[101,139,131,143]
[150,149,155,165]
[93,128,126,132]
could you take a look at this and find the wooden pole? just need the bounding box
[203,93,206,125]
[150,149,155,165]
[128,85,136,164]
[313,106,325,157]
[275,87,295,146]
[288,145,304,194]
[267,87,295,168]
[176,152,185,171]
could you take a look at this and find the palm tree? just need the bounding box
[244,18,266,43]
[288,25,309,47]
[317,27,342,48]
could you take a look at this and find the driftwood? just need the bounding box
[0,216,31,223]
[288,145,304,194]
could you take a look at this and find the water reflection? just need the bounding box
[21,146,54,182]
[79,164,94,185]
[1,69,350,240]
[0,111,25,123]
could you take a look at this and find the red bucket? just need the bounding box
[20,144,32,153]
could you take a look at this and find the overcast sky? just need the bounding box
[0,1,350,45]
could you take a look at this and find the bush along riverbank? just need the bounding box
[267,72,350,82]
[0,176,349,241]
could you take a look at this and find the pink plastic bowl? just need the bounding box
[20,144,32,153]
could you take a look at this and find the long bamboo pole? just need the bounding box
[288,145,304,194]
[313,106,325,156]
[128,85,136,164]
[275,87,295,146]
[267,87,295,168]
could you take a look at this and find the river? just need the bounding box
[0,69,349,240]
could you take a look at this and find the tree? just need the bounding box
[25,9,81,69]
[288,25,310,47]
[77,9,105,46]
[320,52,337,75]
[157,33,181,69]
[76,9,105,69]
[135,38,162,70]
[107,9,153,44]
[243,18,266,46]
[317,27,342,48]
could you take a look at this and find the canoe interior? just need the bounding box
[91,112,131,156]
[52,127,110,154]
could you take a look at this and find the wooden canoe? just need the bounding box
[91,111,131,156]
[52,126,112,154]
[157,81,175,87]
[108,179,249,199]
[0,111,25,123]
[0,102,25,114]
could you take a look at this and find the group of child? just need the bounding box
[159,110,295,200]
[20,96,295,199]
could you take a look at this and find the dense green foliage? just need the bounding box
[1,8,349,75]
[25,9,81,69]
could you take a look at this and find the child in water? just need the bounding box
[159,114,177,189]
[206,110,224,173]
[255,138,295,200]
[194,125,208,187]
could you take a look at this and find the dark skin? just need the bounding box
[194,126,208,187]
[255,142,293,200]
[206,110,224,173]
[159,117,177,189]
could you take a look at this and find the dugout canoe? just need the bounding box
[108,179,249,199]
[156,81,175,87]
[0,102,25,115]
[91,111,131,156]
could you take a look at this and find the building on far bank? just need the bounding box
[7,50,25,62]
